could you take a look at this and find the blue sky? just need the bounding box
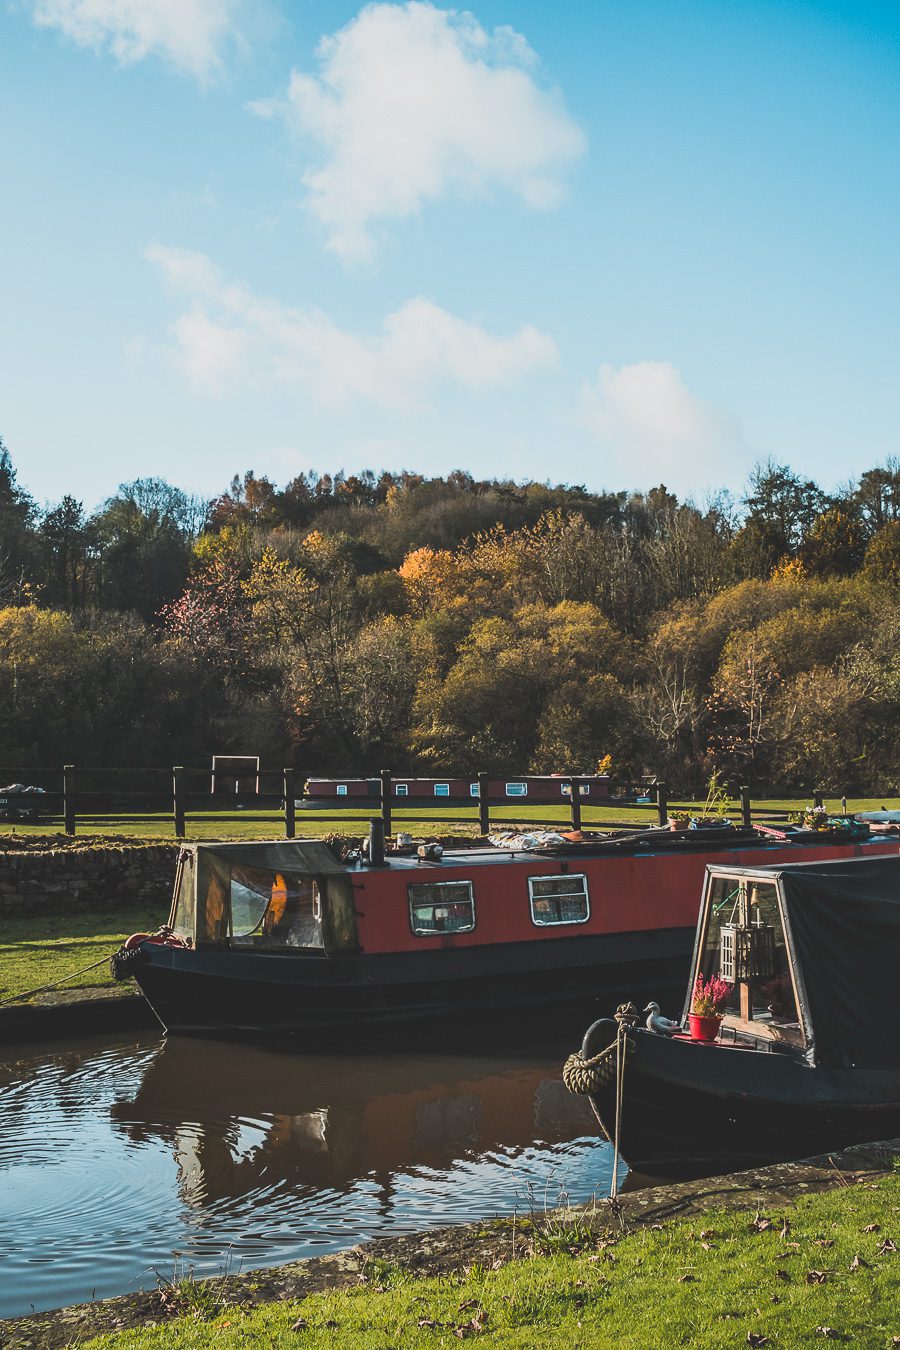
[2,0,900,509]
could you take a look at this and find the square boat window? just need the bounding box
[506,782,528,797]
[409,881,475,935]
[470,783,480,797]
[336,784,348,796]
[395,783,409,796]
[434,783,450,797]
[529,874,590,926]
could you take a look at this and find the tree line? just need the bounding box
[3,435,900,792]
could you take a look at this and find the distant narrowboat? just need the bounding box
[113,824,898,1039]
[303,774,611,805]
[573,852,900,1177]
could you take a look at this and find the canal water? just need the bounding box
[0,1032,620,1320]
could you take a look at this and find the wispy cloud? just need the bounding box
[581,361,744,486]
[146,244,558,407]
[30,0,242,79]
[251,1,586,263]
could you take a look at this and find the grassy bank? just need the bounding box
[3,797,899,842]
[82,1171,900,1349]
[0,905,165,1004]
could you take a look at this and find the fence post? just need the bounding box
[740,784,752,827]
[284,768,296,839]
[63,764,76,836]
[380,768,392,839]
[477,771,490,836]
[173,765,186,839]
[569,776,582,832]
[656,781,668,827]
[813,788,823,809]
[841,795,847,815]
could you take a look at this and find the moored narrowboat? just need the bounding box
[113,824,899,1039]
[571,852,900,1178]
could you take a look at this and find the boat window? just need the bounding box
[470,783,480,797]
[529,874,590,926]
[229,865,324,948]
[506,782,528,797]
[336,784,348,796]
[409,881,475,935]
[700,877,800,1035]
[434,783,450,797]
[395,783,409,796]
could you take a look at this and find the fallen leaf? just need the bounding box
[849,1253,869,1270]
[678,1274,696,1283]
[863,1223,881,1233]
[290,1318,308,1332]
[815,1329,844,1340]
[751,1215,773,1232]
[780,1218,791,1237]
[814,1239,835,1248]
[747,1335,770,1347]
[700,1228,717,1240]
[877,1239,897,1254]
[701,1242,714,1251]
[651,1223,664,1230]
[775,1269,791,1282]
[418,1319,438,1329]
[806,1269,829,1284]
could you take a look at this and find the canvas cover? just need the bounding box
[774,854,900,1069]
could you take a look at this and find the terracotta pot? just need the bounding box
[688,1012,721,1042]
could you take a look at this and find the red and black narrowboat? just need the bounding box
[113,823,898,1040]
[573,852,900,1178]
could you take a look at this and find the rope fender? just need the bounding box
[563,1039,633,1095]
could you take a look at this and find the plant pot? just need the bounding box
[688,1013,721,1042]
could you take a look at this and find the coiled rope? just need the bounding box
[562,1040,619,1094]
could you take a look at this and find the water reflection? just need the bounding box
[0,1033,613,1320]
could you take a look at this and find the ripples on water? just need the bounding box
[0,1033,616,1319]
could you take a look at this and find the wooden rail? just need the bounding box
[0,765,863,840]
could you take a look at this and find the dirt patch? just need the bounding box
[2,1137,897,1348]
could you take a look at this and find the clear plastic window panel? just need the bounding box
[529,874,589,925]
[409,881,475,935]
[700,878,798,1029]
[229,865,323,947]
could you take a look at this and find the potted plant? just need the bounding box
[689,973,733,1041]
[690,771,734,830]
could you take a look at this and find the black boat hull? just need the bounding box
[583,1022,900,1179]
[128,928,692,1039]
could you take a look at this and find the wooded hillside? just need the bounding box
[4,439,900,791]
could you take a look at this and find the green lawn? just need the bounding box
[4,797,899,842]
[83,1171,900,1348]
[0,904,166,1004]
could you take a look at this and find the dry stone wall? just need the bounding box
[0,838,180,916]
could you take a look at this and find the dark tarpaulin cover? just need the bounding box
[777,855,900,1069]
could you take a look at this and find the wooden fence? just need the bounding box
[0,766,851,840]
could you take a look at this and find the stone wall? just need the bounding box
[0,838,181,916]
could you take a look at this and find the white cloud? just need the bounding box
[581,361,743,486]
[30,0,241,79]
[253,2,586,262]
[146,244,557,407]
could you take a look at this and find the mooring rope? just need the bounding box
[609,1020,628,1204]
[0,955,111,1008]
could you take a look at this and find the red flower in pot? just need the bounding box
[689,973,733,1041]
